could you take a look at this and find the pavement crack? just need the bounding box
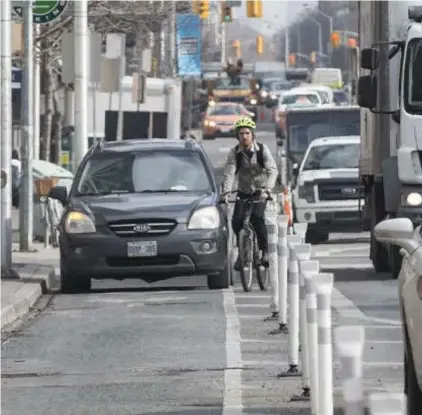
[2,372,61,379]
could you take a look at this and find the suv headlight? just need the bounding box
[402,192,422,207]
[188,207,220,230]
[64,211,96,234]
[298,184,315,203]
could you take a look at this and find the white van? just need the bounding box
[288,85,334,105]
[311,68,343,89]
[292,135,362,244]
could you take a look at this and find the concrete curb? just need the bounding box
[1,282,43,329]
[12,263,56,292]
[1,264,56,330]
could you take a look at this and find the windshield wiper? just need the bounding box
[138,189,184,193]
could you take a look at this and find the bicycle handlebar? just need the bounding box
[218,189,274,204]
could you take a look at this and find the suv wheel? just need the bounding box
[207,259,230,290]
[60,259,91,294]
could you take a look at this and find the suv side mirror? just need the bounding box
[358,75,377,109]
[48,185,68,206]
[292,163,299,176]
[360,48,379,70]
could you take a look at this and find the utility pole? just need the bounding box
[33,24,41,160]
[73,0,89,167]
[284,27,289,68]
[169,0,176,77]
[19,1,34,251]
[1,0,13,270]
[116,34,126,141]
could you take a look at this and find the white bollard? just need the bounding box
[293,222,308,243]
[368,393,406,415]
[278,234,302,377]
[315,273,335,415]
[302,260,321,414]
[334,326,365,415]
[265,206,279,316]
[290,244,312,402]
[268,214,289,330]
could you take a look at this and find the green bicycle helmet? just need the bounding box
[234,116,256,131]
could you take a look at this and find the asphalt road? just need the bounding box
[1,123,404,415]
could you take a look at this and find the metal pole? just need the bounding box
[19,1,34,251]
[73,0,89,168]
[33,24,40,159]
[92,83,97,141]
[169,0,177,77]
[284,27,289,68]
[220,22,226,65]
[1,0,13,270]
[116,34,126,141]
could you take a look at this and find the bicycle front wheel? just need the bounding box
[254,233,269,291]
[238,230,253,292]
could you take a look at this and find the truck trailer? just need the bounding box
[357,2,422,278]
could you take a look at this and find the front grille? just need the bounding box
[108,219,177,237]
[218,96,246,103]
[106,255,180,267]
[318,182,363,201]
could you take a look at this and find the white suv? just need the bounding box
[292,135,363,244]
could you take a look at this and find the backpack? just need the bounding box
[235,142,265,173]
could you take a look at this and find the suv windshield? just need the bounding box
[405,38,422,115]
[207,105,243,116]
[75,150,212,195]
[302,143,360,170]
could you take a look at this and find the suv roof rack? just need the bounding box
[184,139,195,150]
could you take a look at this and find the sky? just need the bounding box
[226,0,318,35]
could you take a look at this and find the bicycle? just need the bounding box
[219,190,272,292]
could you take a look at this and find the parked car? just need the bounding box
[374,218,422,415]
[48,139,231,293]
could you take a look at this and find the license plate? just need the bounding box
[127,241,157,257]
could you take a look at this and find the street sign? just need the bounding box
[226,1,242,6]
[12,67,21,90]
[13,0,68,24]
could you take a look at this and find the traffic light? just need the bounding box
[330,32,341,48]
[310,51,316,63]
[199,0,209,19]
[221,3,232,23]
[288,54,296,66]
[256,35,264,55]
[233,40,241,58]
[347,37,357,48]
[246,0,263,18]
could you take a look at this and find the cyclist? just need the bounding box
[220,116,278,271]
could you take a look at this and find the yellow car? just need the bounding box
[202,102,255,140]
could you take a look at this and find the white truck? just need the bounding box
[292,135,362,244]
[357,3,422,277]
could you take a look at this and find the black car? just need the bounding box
[48,139,231,293]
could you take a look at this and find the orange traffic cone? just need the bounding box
[283,188,293,228]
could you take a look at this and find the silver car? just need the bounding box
[374,218,422,415]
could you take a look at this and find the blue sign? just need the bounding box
[12,67,21,90]
[176,13,201,77]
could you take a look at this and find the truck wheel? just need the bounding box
[370,182,389,272]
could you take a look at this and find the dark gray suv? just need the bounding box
[48,139,230,293]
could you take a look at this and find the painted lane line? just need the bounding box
[223,289,243,414]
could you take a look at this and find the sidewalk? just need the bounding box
[1,243,59,330]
